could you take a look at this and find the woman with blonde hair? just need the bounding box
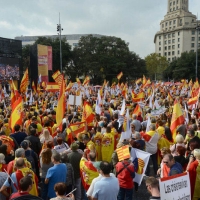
[170,134,185,157]
[40,128,53,144]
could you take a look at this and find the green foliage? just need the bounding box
[70,35,146,84]
[163,50,200,81]
[145,53,168,80]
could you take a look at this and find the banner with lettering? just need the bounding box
[159,172,191,200]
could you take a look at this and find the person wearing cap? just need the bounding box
[68,142,82,200]
[187,149,200,199]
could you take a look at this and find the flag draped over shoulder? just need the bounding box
[80,158,99,190]
[130,148,151,185]
[10,96,23,130]
[117,72,123,80]
[56,76,65,129]
[170,100,185,140]
[82,101,95,123]
[20,68,29,93]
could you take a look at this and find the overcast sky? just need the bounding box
[0,0,200,58]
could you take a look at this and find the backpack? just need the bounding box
[25,150,36,172]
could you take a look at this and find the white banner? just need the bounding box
[159,172,191,200]
[151,106,166,116]
[130,148,151,185]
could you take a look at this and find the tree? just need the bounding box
[145,53,168,80]
[71,35,146,84]
[163,50,200,81]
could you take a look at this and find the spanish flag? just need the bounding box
[32,81,37,93]
[66,81,73,91]
[20,68,29,93]
[117,71,123,80]
[56,76,65,129]
[143,75,147,85]
[83,76,90,86]
[80,158,99,190]
[142,79,151,89]
[10,96,23,131]
[82,101,95,124]
[132,91,145,102]
[170,100,185,141]
[76,78,81,85]
[46,82,59,92]
[187,95,198,106]
[133,104,142,116]
[167,92,173,102]
[67,122,85,144]
[135,78,142,84]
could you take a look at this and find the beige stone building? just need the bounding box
[154,0,200,62]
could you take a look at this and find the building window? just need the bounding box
[164,35,167,39]
[159,53,161,56]
[166,22,168,26]
[168,46,171,50]
[172,45,175,49]
[165,52,167,56]
[165,40,167,44]
[169,21,172,25]
[173,1,175,5]
[178,44,180,48]
[192,30,195,35]
[198,43,200,47]
[172,51,175,55]
[159,42,161,45]
[168,58,171,61]
[170,8,172,12]
[159,36,161,39]
[191,37,195,41]
[178,50,180,54]
[191,43,195,48]
[73,43,78,47]
[172,39,175,43]
[168,40,171,44]
[159,47,161,51]
[162,24,164,28]
[191,50,194,52]
[165,46,167,50]
[178,38,180,42]
[168,34,171,38]
[178,31,180,36]
[176,6,178,10]
[172,33,175,37]
[168,52,171,56]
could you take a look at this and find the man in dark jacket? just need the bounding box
[163,154,183,176]
[25,128,41,155]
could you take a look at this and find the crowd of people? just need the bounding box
[0,79,200,200]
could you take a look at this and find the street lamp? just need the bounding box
[57,13,63,73]
[195,20,200,78]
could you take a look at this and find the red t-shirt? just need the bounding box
[9,191,29,200]
[116,161,134,189]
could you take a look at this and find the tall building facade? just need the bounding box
[154,0,200,61]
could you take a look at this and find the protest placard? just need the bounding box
[159,172,191,200]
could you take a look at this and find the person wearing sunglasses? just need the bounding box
[145,177,160,200]
[162,154,183,176]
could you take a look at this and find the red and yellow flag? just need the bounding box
[83,76,90,86]
[116,145,130,161]
[80,158,99,190]
[56,76,65,129]
[52,70,63,88]
[10,96,23,131]
[187,95,198,106]
[20,68,29,93]
[142,79,151,89]
[142,75,147,85]
[76,78,81,85]
[66,81,73,91]
[170,100,185,141]
[133,104,142,116]
[82,101,95,124]
[117,71,123,80]
[132,91,145,102]
[46,82,59,92]
[32,81,37,93]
